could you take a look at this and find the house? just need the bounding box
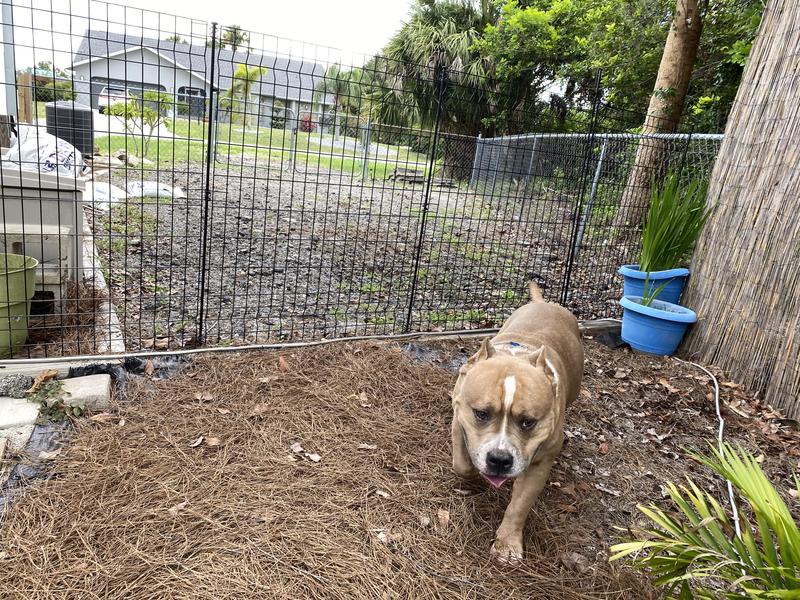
[71,30,334,125]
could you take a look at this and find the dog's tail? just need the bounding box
[528,281,545,303]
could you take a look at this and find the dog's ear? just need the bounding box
[477,338,495,360]
[459,339,494,375]
[529,346,559,399]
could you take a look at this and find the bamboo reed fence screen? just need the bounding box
[682,0,800,417]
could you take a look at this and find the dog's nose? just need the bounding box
[486,450,513,474]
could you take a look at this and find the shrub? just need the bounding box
[611,442,800,598]
[299,113,315,133]
[33,80,74,103]
[639,172,711,272]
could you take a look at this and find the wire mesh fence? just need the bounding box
[0,0,724,358]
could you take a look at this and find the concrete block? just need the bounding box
[0,424,35,452]
[61,374,112,411]
[0,396,40,429]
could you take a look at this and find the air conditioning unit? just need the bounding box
[0,166,85,310]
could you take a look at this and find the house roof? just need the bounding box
[73,30,334,105]
[72,46,211,86]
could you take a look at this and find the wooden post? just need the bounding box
[16,71,33,124]
[0,115,12,147]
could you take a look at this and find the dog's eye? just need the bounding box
[520,418,537,431]
[473,409,490,423]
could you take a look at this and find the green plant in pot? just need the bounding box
[619,173,711,305]
[618,173,712,356]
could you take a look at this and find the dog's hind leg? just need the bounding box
[528,281,545,303]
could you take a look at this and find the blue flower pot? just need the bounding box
[618,264,689,305]
[619,295,697,356]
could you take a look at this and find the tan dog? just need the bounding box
[451,282,583,563]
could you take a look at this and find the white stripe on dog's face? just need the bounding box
[493,376,517,454]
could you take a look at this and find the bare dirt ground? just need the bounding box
[90,162,626,351]
[1,337,797,599]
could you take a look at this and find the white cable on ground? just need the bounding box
[674,357,743,541]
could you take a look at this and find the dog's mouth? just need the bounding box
[481,473,510,489]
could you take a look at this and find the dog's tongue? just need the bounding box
[482,473,509,489]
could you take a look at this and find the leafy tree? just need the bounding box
[164,34,187,44]
[313,65,366,139]
[108,91,184,158]
[222,25,249,53]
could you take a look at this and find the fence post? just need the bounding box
[561,70,602,306]
[524,136,540,193]
[405,66,447,332]
[571,136,608,263]
[469,133,482,188]
[197,21,218,344]
[361,117,371,180]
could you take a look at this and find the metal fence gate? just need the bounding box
[0,0,722,358]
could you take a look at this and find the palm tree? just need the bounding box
[314,65,364,140]
[226,63,266,126]
[373,0,500,177]
[222,25,249,53]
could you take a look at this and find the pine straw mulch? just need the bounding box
[1,338,799,599]
[20,282,105,358]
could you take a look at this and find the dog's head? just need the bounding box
[453,340,562,488]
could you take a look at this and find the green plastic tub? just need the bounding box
[0,253,39,358]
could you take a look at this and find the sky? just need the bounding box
[3,0,416,69]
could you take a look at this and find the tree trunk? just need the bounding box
[681,0,800,417]
[612,0,703,229]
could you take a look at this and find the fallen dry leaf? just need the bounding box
[188,436,204,448]
[613,368,628,379]
[278,356,289,372]
[375,489,390,498]
[721,381,741,389]
[305,452,321,463]
[359,391,369,404]
[594,483,622,497]
[216,408,231,415]
[38,449,61,460]
[205,437,222,447]
[598,442,610,455]
[26,369,59,394]
[419,515,431,527]
[561,551,591,574]
[290,442,304,454]
[144,360,155,376]
[258,377,273,384]
[437,508,450,529]
[249,403,270,418]
[89,412,114,423]
[561,483,577,498]
[117,418,126,427]
[579,388,591,401]
[658,378,680,394]
[193,391,214,402]
[167,501,188,516]
[143,337,169,350]
[357,443,378,450]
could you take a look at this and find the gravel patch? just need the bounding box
[91,161,628,351]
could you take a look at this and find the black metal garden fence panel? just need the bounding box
[0,0,723,358]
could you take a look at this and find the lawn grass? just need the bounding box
[94,116,429,179]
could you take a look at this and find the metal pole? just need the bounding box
[561,70,602,306]
[361,117,371,180]
[197,22,218,344]
[571,136,608,262]
[1,0,15,117]
[524,136,540,193]
[468,133,482,189]
[405,66,446,332]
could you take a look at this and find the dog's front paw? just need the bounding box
[490,534,524,565]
